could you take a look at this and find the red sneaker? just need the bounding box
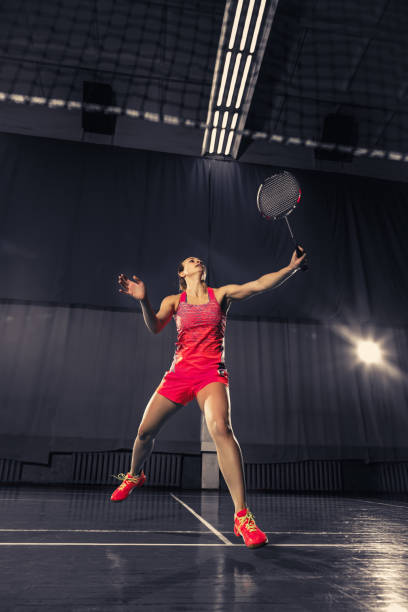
[110,471,146,502]
[234,507,268,548]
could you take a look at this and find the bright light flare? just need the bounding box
[330,324,404,380]
[357,340,382,365]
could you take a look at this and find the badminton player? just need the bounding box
[111,248,306,548]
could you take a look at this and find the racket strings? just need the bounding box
[257,171,300,219]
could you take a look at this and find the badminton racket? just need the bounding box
[257,170,308,271]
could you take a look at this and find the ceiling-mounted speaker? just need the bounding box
[315,113,358,162]
[82,81,117,135]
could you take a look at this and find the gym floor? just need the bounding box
[1,484,407,611]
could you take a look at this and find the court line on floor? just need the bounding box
[0,542,403,549]
[178,494,408,509]
[0,529,209,534]
[270,543,405,548]
[351,498,408,510]
[0,498,74,503]
[0,529,402,537]
[170,493,233,546]
[0,542,239,547]
[0,492,174,502]
[4,494,406,510]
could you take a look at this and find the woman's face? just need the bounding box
[180,257,206,282]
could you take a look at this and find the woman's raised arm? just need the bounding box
[222,247,306,301]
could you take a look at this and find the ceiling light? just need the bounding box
[250,0,267,53]
[222,111,229,128]
[239,0,256,51]
[216,52,232,107]
[209,128,218,153]
[228,0,244,49]
[226,53,242,107]
[202,0,278,157]
[235,55,252,108]
[225,130,235,155]
[217,129,226,153]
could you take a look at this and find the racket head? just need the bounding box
[257,171,301,220]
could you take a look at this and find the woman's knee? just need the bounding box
[208,419,233,439]
[137,426,155,443]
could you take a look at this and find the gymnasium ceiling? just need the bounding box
[0,0,407,182]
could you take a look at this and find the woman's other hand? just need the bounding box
[118,273,146,300]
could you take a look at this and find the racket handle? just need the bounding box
[295,244,308,272]
[285,218,308,271]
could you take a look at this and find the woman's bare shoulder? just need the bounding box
[212,286,231,308]
[168,293,182,311]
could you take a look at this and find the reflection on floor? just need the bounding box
[0,484,408,611]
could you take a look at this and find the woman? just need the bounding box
[111,248,306,549]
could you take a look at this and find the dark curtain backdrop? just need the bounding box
[1,132,408,463]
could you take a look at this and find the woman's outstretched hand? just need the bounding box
[118,273,146,301]
[289,246,307,270]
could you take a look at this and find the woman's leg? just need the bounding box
[196,382,247,514]
[130,392,183,475]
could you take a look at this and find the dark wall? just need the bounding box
[1,132,408,463]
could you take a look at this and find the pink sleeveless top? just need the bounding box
[169,287,227,372]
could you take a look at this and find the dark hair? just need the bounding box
[177,259,207,292]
